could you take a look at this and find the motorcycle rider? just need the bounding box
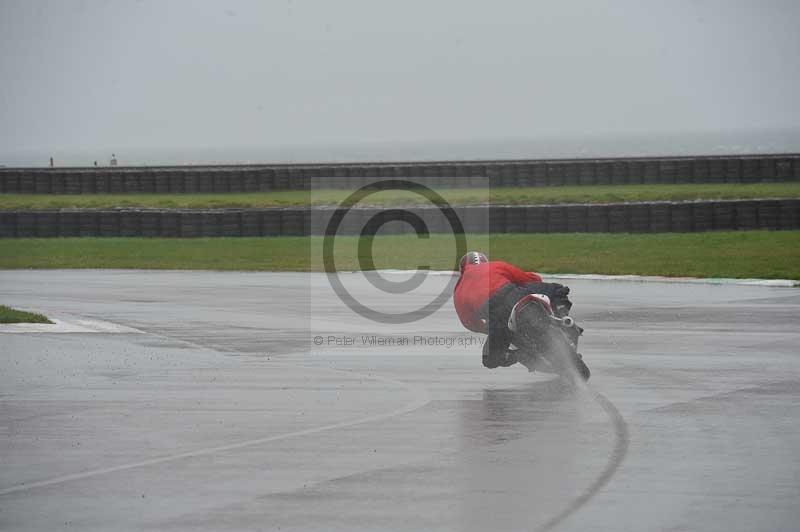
[453,251,576,369]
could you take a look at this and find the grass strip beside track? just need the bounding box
[1,232,798,280]
[0,305,52,324]
[1,183,800,209]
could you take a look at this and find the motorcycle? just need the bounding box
[507,293,591,382]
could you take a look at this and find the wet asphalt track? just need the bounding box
[1,270,799,532]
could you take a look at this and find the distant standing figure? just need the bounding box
[110,153,118,167]
[94,161,98,167]
[49,156,53,168]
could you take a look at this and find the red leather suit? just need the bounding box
[453,261,542,333]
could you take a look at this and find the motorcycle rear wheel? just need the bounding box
[518,307,590,382]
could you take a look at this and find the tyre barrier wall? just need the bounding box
[1,154,798,193]
[1,199,798,237]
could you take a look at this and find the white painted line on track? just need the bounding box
[543,273,798,287]
[0,317,144,334]
[0,365,431,497]
[347,269,798,287]
[3,268,793,286]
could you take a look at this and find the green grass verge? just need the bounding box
[0,305,53,324]
[1,232,798,280]
[2,183,799,209]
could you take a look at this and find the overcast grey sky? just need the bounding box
[1,0,799,166]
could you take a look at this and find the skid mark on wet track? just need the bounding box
[536,390,630,532]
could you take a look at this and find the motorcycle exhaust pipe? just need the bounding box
[547,315,575,328]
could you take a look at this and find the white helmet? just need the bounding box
[459,251,488,273]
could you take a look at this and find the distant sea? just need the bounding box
[2,130,799,167]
